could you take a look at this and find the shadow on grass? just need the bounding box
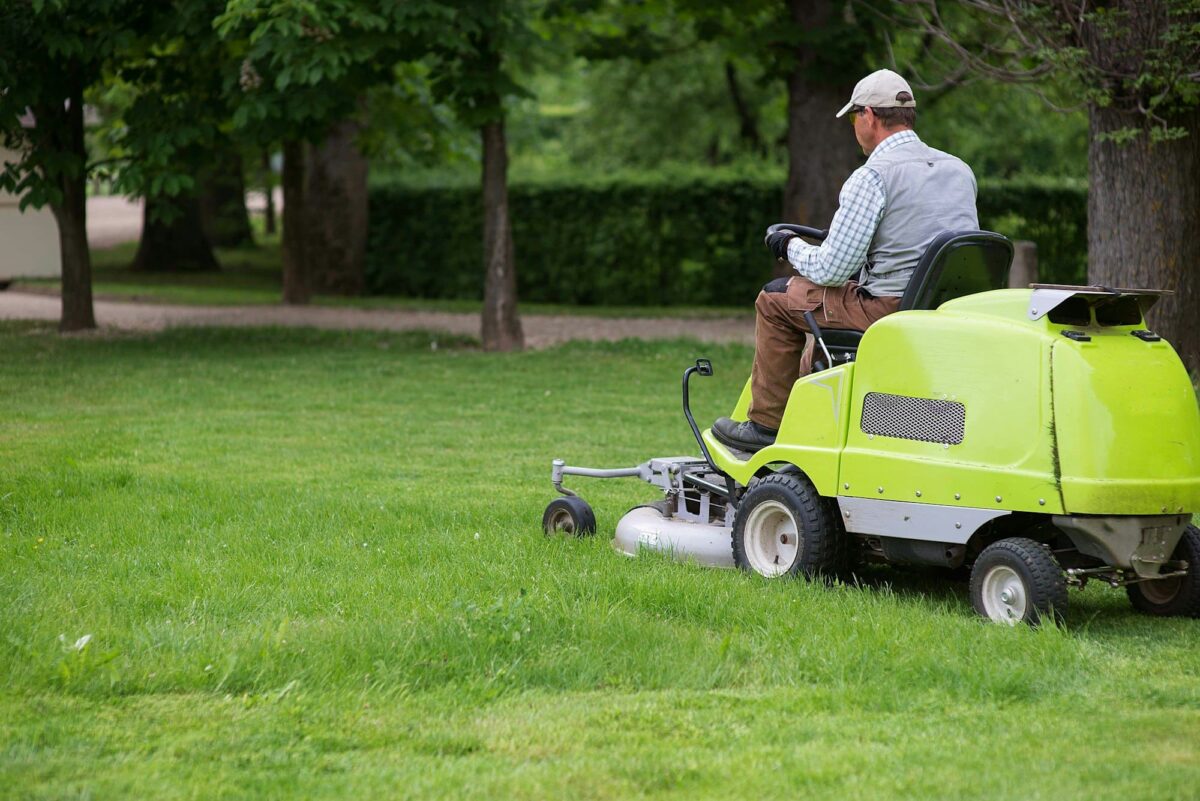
[843,561,1197,644]
[843,563,969,606]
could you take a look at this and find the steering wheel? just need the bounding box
[766,223,828,242]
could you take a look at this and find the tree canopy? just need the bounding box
[1,0,1190,363]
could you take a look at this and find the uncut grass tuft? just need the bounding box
[1,322,1198,800]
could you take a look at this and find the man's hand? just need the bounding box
[764,230,797,261]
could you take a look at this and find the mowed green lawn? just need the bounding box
[1,322,1197,800]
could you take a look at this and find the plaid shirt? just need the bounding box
[785,130,921,288]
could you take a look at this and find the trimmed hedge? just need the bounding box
[366,174,1086,306]
[976,178,1088,286]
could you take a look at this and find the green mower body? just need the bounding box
[707,288,1200,518]
[703,286,1200,619]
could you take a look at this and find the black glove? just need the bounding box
[765,231,797,261]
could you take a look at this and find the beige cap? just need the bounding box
[835,69,916,118]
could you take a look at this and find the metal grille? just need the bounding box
[860,392,965,444]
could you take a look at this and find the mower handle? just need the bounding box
[767,223,828,242]
[682,360,718,472]
[681,359,737,500]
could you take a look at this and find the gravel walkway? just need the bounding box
[3,195,754,348]
[0,290,754,349]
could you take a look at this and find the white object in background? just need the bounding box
[0,147,61,283]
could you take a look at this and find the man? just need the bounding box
[713,68,979,452]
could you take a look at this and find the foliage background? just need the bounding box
[366,173,1087,306]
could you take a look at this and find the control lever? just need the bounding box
[803,311,834,372]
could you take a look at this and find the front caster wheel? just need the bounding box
[542,496,596,537]
[1127,525,1200,618]
[732,473,843,579]
[970,537,1067,626]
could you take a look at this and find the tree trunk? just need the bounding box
[1088,105,1200,376]
[304,117,368,295]
[281,139,311,304]
[46,84,95,331]
[131,192,220,272]
[725,61,763,154]
[480,120,523,352]
[51,170,95,331]
[199,138,253,248]
[1079,0,1200,377]
[780,0,863,277]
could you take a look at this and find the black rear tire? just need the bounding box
[542,496,596,537]
[732,473,844,579]
[1127,525,1200,618]
[970,537,1067,626]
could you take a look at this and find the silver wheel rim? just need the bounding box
[743,500,800,577]
[546,508,575,535]
[980,565,1027,624]
[1139,577,1181,605]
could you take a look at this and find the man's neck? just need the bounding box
[864,127,915,156]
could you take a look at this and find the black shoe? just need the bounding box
[712,417,777,452]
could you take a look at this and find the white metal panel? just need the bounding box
[613,506,735,568]
[837,496,1009,544]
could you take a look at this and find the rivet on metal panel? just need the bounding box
[996,496,1003,503]
[943,443,949,449]
[843,483,850,490]
[877,487,884,494]
[955,522,962,529]
[868,434,874,440]
[1038,499,1046,506]
[915,490,922,497]
[954,493,961,500]
[1162,506,1169,513]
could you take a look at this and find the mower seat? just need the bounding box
[821,230,1014,364]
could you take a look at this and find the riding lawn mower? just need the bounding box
[542,224,1200,625]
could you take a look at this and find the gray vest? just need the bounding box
[859,138,978,297]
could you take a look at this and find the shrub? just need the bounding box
[366,173,1087,305]
[977,177,1088,286]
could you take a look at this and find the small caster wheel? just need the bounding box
[542,496,596,537]
[1127,525,1200,618]
[970,537,1067,626]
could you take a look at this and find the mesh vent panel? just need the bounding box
[860,392,965,444]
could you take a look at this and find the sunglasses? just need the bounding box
[848,106,867,124]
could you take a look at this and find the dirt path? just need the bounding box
[0,290,754,349]
[57,194,754,348]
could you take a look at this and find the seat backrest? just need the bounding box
[899,230,1014,311]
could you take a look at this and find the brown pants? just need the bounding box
[749,276,901,430]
